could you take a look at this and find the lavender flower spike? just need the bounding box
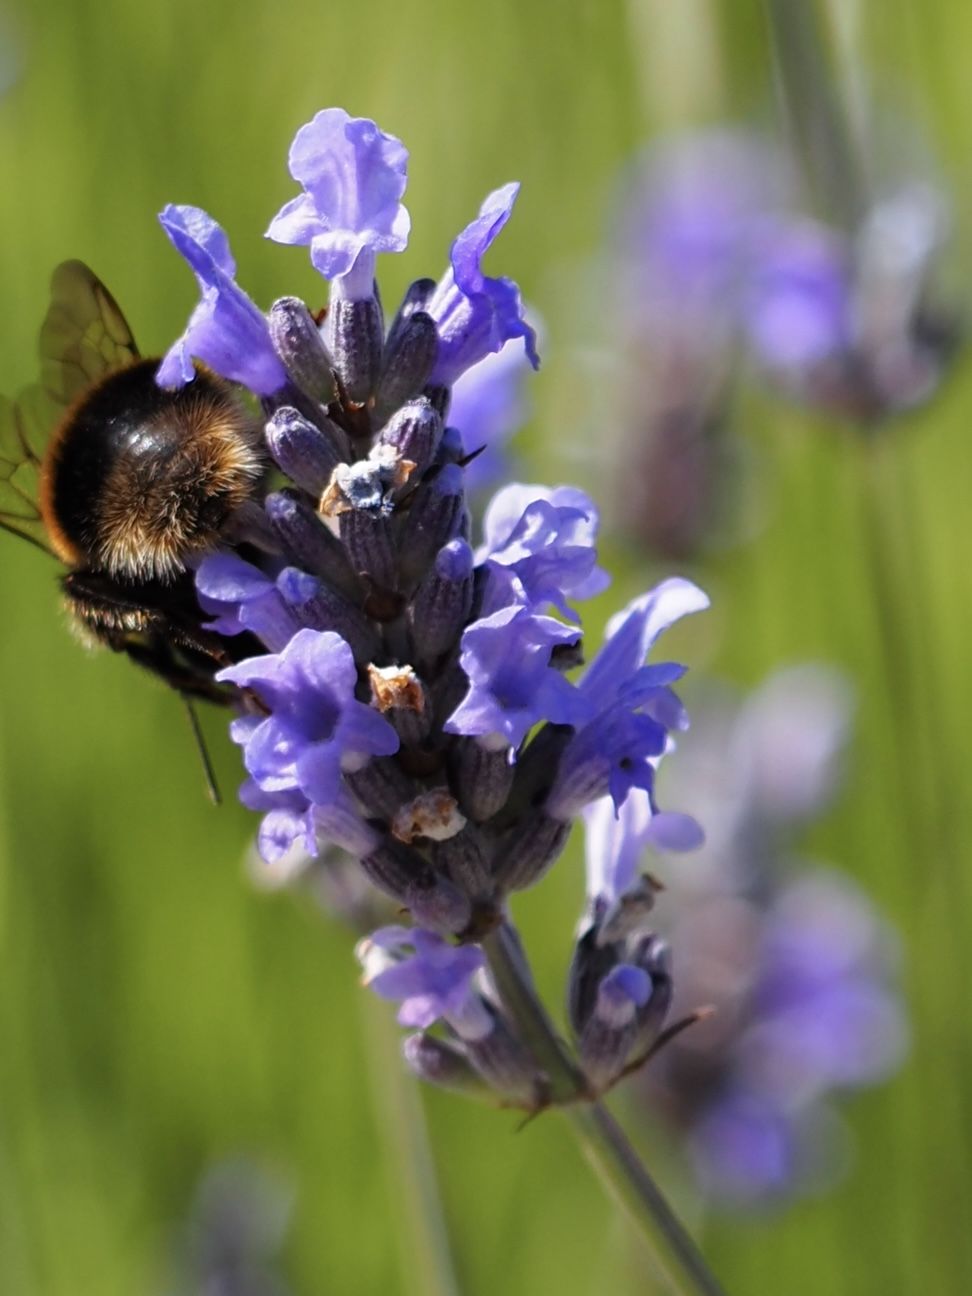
[155,107,723,1291]
[266,108,410,302]
[428,184,540,386]
[157,205,288,394]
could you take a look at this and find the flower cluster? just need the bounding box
[600,128,957,557]
[159,108,707,1108]
[615,667,908,1207]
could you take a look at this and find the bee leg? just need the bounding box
[116,633,235,706]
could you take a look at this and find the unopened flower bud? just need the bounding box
[375,397,443,482]
[449,739,515,823]
[409,538,474,665]
[383,278,437,350]
[579,964,653,1092]
[268,297,338,405]
[463,1012,547,1108]
[494,813,571,893]
[266,406,349,497]
[430,825,493,903]
[339,507,398,593]
[375,313,439,425]
[324,293,384,405]
[264,491,360,600]
[345,757,421,821]
[402,1033,496,1103]
[398,463,469,591]
[276,566,379,662]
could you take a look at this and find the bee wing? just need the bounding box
[39,260,140,406]
[0,385,60,554]
[0,262,140,557]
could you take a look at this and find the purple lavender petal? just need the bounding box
[217,629,398,806]
[360,927,486,1030]
[580,579,709,709]
[583,790,655,902]
[444,604,585,748]
[196,552,298,651]
[157,205,287,394]
[266,108,410,300]
[479,484,610,618]
[427,184,539,386]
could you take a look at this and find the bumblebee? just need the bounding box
[0,261,266,708]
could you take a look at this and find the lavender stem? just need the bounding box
[481,918,728,1296]
[360,992,461,1296]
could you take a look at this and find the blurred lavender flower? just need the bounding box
[614,667,908,1209]
[163,1159,293,1296]
[603,130,782,557]
[601,125,957,557]
[448,336,535,494]
[159,108,709,1115]
[742,182,957,423]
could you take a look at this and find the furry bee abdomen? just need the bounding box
[40,359,263,580]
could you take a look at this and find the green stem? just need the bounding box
[764,0,866,229]
[481,920,728,1296]
[359,992,460,1296]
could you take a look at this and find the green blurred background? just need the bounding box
[0,0,970,1292]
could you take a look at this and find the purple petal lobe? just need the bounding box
[428,184,539,385]
[266,108,410,298]
[158,204,287,394]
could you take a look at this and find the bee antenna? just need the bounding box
[182,696,222,805]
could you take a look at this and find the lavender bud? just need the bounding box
[339,508,398,593]
[567,921,614,1038]
[375,397,443,482]
[494,813,572,893]
[383,277,437,352]
[359,839,471,934]
[628,936,673,1060]
[268,297,338,405]
[358,837,428,907]
[463,1012,546,1108]
[409,538,474,665]
[375,313,439,425]
[439,426,465,464]
[578,965,653,1092]
[449,739,515,823]
[424,385,450,419]
[398,463,469,592]
[264,491,360,600]
[367,664,433,744]
[324,294,384,405]
[492,725,573,830]
[402,1033,496,1103]
[405,874,473,935]
[266,406,348,497]
[311,800,383,860]
[276,567,379,662]
[429,825,493,903]
[597,876,663,946]
[345,757,421,821]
